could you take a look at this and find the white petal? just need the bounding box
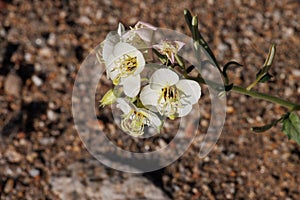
[176,79,201,104]
[150,68,179,89]
[152,44,164,52]
[140,85,160,107]
[133,51,145,75]
[122,75,140,97]
[106,67,119,81]
[135,29,154,43]
[177,104,193,117]
[175,40,185,51]
[135,21,157,31]
[140,108,161,128]
[111,42,145,74]
[103,33,120,62]
[113,42,138,58]
[166,52,175,64]
[116,98,132,114]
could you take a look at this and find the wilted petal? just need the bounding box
[150,68,179,89]
[165,51,175,64]
[176,79,201,104]
[134,21,157,30]
[122,75,140,97]
[116,98,132,114]
[175,40,185,51]
[152,44,163,52]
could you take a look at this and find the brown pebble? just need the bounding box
[227,106,235,114]
[5,148,22,163]
[4,178,14,194]
[4,73,22,97]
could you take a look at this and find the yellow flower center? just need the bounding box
[121,110,148,136]
[158,85,182,119]
[111,54,138,85]
[161,42,179,56]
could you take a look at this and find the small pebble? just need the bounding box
[32,75,43,87]
[24,53,34,63]
[78,16,91,25]
[39,137,55,146]
[292,69,300,77]
[4,73,22,97]
[47,110,57,121]
[227,106,235,114]
[47,33,56,46]
[29,169,40,177]
[5,149,22,163]
[38,47,52,58]
[4,178,14,194]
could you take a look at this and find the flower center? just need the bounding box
[161,86,179,101]
[121,55,138,72]
[111,54,138,85]
[121,110,148,136]
[158,85,182,119]
[161,42,179,55]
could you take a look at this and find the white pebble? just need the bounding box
[292,69,300,77]
[47,110,57,121]
[32,75,43,87]
[29,169,40,177]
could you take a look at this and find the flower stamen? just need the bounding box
[157,85,184,119]
[111,54,138,85]
[121,110,149,136]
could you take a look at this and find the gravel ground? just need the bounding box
[1,0,300,199]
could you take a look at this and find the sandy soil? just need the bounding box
[0,0,300,199]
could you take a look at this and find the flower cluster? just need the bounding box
[99,22,201,136]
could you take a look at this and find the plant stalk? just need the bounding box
[187,75,300,111]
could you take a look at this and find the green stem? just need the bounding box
[187,75,300,111]
[246,78,260,91]
[231,86,300,111]
[184,9,300,112]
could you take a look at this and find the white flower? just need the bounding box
[103,22,156,54]
[140,68,201,119]
[103,42,145,97]
[153,40,185,64]
[129,21,157,43]
[116,98,161,136]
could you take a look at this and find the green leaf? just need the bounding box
[222,61,243,84]
[192,16,201,41]
[255,44,276,83]
[263,44,276,67]
[184,10,220,70]
[222,61,243,76]
[252,114,285,132]
[247,44,276,90]
[184,9,193,33]
[257,72,272,83]
[252,122,276,132]
[282,112,300,144]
